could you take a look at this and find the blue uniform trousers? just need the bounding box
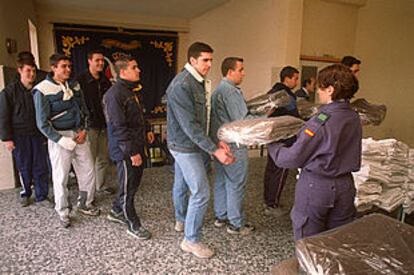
[291,171,356,240]
[13,134,49,201]
[112,158,144,231]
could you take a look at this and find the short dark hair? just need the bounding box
[114,56,135,76]
[221,57,243,77]
[187,42,213,62]
[341,56,361,67]
[49,53,70,67]
[16,51,36,68]
[280,66,299,82]
[317,64,359,101]
[87,48,105,60]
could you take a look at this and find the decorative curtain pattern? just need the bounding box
[54,25,177,117]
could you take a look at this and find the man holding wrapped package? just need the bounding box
[264,66,300,216]
[166,42,234,259]
[209,57,255,235]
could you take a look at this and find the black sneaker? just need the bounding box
[107,209,127,224]
[214,218,228,228]
[77,204,100,216]
[127,227,151,240]
[227,223,256,235]
[20,197,30,207]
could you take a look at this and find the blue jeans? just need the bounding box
[171,150,210,242]
[214,147,248,228]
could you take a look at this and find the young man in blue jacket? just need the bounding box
[166,42,234,259]
[103,56,154,240]
[0,52,49,207]
[33,54,99,228]
[209,57,255,235]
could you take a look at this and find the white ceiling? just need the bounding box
[34,0,230,19]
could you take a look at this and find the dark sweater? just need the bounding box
[76,71,111,129]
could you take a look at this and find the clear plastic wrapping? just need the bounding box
[246,91,291,116]
[296,100,321,120]
[351,98,387,126]
[296,214,414,275]
[217,116,304,146]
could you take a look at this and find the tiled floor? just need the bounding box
[0,157,297,274]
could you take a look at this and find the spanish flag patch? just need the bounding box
[304,128,315,137]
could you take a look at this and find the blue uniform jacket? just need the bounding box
[268,101,362,178]
[103,78,146,162]
[33,74,87,144]
[166,65,217,155]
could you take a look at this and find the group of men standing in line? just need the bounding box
[0,41,362,260]
[0,49,154,239]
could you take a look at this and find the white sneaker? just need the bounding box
[174,221,184,232]
[180,239,214,259]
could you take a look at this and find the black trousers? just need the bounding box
[263,153,289,207]
[112,158,144,230]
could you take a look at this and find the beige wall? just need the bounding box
[189,0,303,99]
[0,0,36,67]
[354,0,414,146]
[301,0,360,58]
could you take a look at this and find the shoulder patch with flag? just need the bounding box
[304,128,315,137]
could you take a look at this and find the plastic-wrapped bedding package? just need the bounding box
[245,91,291,116]
[296,214,414,275]
[217,116,304,146]
[296,100,320,120]
[351,98,387,126]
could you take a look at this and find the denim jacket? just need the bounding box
[209,78,251,148]
[166,64,217,155]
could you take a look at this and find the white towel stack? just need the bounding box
[353,138,409,212]
[403,149,414,214]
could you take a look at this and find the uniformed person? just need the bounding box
[267,64,361,240]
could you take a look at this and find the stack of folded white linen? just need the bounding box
[353,138,409,212]
[403,149,414,214]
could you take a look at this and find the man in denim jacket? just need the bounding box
[166,42,234,259]
[209,57,256,235]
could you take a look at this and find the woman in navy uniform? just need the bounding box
[267,64,362,240]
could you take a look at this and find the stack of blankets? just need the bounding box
[217,116,304,146]
[353,138,410,212]
[245,91,291,116]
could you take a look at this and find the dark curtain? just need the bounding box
[54,25,177,117]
